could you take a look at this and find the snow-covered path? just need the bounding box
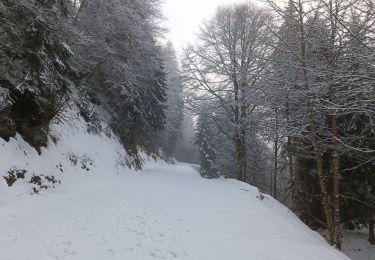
[0,163,348,260]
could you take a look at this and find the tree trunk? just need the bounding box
[233,72,243,182]
[285,100,297,211]
[328,0,341,249]
[369,208,375,245]
[270,167,273,197]
[297,0,335,244]
[273,134,278,199]
[287,136,297,211]
[241,132,247,182]
[235,134,247,182]
[234,74,247,183]
[239,77,247,183]
[310,121,335,244]
[331,114,341,249]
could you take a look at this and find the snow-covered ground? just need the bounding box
[0,163,350,260]
[0,162,349,260]
[342,229,375,260]
[0,109,354,260]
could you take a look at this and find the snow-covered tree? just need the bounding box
[195,108,217,178]
[0,0,74,150]
[266,0,375,247]
[157,42,184,157]
[182,3,273,182]
[73,0,167,156]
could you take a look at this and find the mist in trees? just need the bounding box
[0,0,187,166]
[183,0,375,249]
[1,0,375,253]
[155,42,184,158]
[72,0,169,159]
[182,3,274,183]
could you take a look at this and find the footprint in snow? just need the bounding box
[149,251,157,258]
[106,248,116,255]
[168,250,178,258]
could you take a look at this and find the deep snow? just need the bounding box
[0,108,353,260]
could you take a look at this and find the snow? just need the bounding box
[0,87,13,110]
[61,41,74,56]
[0,106,134,209]
[342,229,375,260]
[0,109,350,260]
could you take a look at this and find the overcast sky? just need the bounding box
[162,0,262,53]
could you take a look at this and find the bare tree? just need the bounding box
[182,3,273,183]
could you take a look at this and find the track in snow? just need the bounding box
[0,163,348,260]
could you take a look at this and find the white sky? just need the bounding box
[162,0,262,53]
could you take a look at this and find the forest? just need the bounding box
[0,0,374,258]
[185,0,375,250]
[0,0,188,165]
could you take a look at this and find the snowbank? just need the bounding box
[0,106,136,206]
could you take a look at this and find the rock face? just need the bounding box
[0,116,17,141]
[19,124,49,154]
[0,1,74,154]
[0,86,50,153]
[0,87,16,141]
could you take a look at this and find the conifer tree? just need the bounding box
[195,109,217,178]
[157,42,184,157]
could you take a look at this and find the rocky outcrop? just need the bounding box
[0,87,16,140]
[0,86,51,153]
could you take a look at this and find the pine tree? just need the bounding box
[195,110,217,178]
[157,42,184,157]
